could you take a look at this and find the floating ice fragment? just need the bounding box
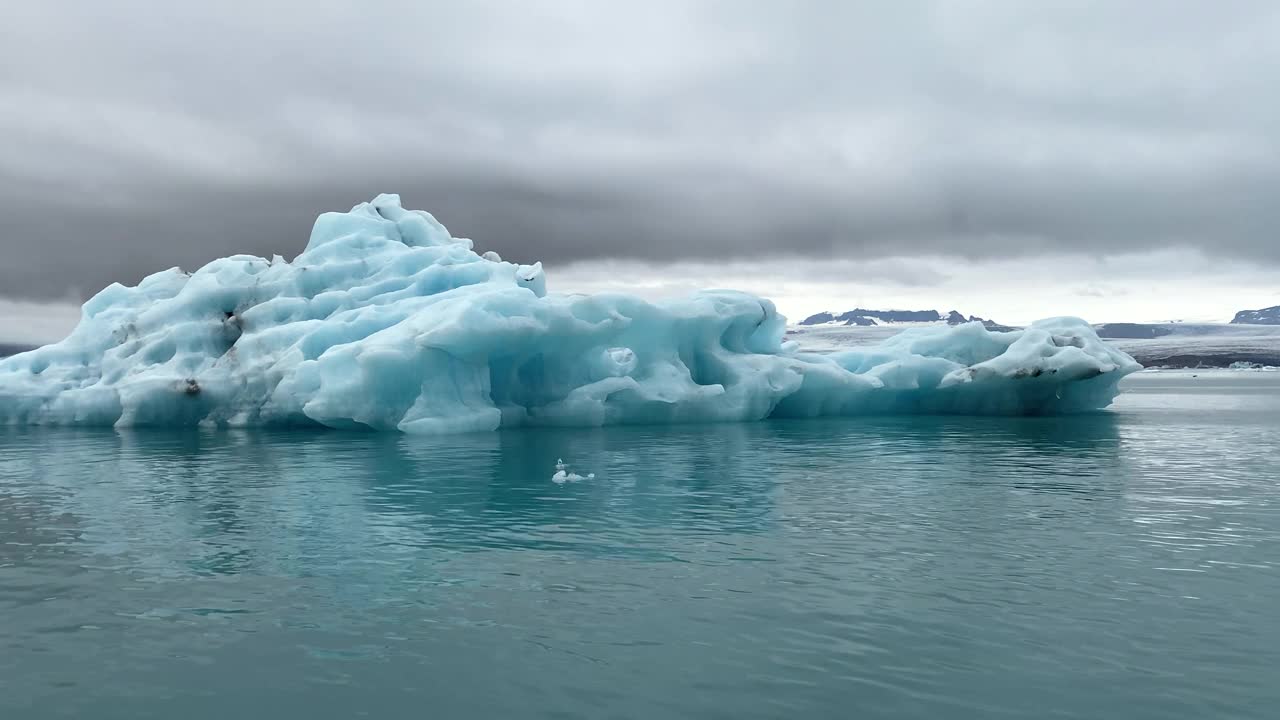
[0,195,1142,431]
[552,458,594,483]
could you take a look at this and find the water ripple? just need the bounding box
[0,373,1278,718]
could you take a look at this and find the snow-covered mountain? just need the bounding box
[790,320,1280,368]
[1093,323,1173,339]
[798,308,1011,330]
[1232,305,1280,325]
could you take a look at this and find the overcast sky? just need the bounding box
[3,0,1280,344]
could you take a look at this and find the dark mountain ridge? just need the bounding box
[798,308,1011,330]
[1232,305,1280,325]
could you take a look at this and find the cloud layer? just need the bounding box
[3,1,1279,304]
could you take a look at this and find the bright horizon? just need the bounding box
[4,247,1275,348]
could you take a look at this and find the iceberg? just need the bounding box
[0,194,1140,433]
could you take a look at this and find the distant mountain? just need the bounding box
[798,308,1012,330]
[1231,305,1280,325]
[1093,323,1174,339]
[0,343,36,358]
[1090,322,1280,368]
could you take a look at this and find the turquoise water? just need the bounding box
[2,371,1277,718]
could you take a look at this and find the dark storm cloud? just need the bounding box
[3,0,1280,299]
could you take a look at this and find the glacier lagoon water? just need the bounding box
[2,371,1278,719]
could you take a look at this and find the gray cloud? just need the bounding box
[3,0,1280,300]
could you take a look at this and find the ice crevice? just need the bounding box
[0,194,1141,432]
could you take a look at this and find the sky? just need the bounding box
[3,0,1280,345]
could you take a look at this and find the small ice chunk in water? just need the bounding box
[552,458,594,483]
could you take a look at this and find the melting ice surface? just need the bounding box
[0,195,1140,433]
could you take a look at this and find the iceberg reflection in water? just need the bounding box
[3,374,1279,718]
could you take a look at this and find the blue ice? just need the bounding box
[0,195,1140,432]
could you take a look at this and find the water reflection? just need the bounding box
[0,414,1132,584]
[3,388,1280,720]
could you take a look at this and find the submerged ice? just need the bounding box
[0,194,1140,432]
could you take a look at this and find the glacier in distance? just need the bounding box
[0,195,1140,433]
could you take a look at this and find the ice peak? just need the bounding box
[303,194,463,254]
